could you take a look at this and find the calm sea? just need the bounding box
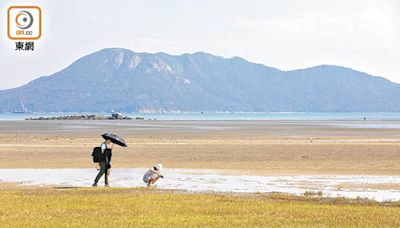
[0,112,400,121]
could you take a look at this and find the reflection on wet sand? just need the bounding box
[1,168,400,202]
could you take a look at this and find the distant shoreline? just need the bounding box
[0,112,399,121]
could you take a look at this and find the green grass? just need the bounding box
[1,188,400,227]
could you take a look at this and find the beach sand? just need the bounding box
[1,120,399,175]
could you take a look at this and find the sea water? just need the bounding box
[1,112,400,121]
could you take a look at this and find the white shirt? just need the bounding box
[101,143,111,165]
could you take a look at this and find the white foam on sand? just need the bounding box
[1,168,400,202]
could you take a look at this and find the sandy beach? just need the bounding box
[0,119,399,175]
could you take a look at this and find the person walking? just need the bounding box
[93,139,113,187]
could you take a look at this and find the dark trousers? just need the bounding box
[94,162,110,185]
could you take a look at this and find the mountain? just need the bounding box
[1,48,399,112]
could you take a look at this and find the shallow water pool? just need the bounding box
[1,168,400,202]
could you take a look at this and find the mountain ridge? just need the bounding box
[1,48,399,112]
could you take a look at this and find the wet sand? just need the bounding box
[0,120,400,175]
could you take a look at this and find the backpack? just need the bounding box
[92,147,102,163]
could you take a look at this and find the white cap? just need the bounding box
[152,163,163,171]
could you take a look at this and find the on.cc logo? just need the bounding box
[8,6,42,40]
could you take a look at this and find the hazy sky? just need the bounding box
[0,0,399,89]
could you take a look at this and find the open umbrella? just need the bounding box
[101,133,127,147]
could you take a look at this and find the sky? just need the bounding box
[0,0,399,89]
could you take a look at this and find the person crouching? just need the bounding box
[143,163,164,187]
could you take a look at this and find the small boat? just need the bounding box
[12,101,31,114]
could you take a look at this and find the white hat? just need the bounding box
[152,163,163,171]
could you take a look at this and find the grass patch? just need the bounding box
[1,187,400,227]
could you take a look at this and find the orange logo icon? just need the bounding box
[8,6,42,40]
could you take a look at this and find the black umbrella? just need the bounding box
[101,133,127,147]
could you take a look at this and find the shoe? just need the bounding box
[105,184,110,187]
[92,183,97,187]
